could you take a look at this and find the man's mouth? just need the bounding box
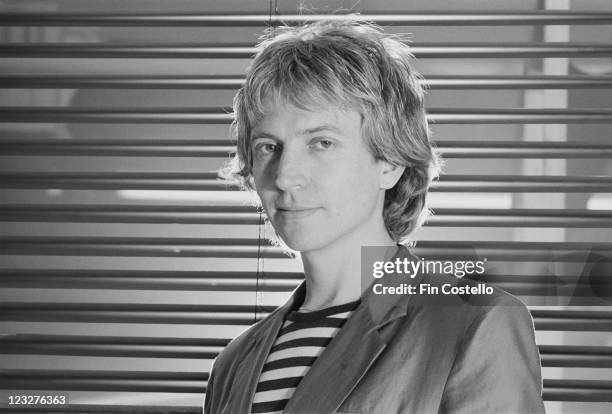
[276,207,320,219]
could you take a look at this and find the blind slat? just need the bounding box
[2,75,611,90]
[3,139,612,158]
[2,335,610,367]
[2,173,612,192]
[2,11,612,26]
[1,205,610,227]
[0,369,208,393]
[2,43,611,59]
[543,379,612,402]
[0,304,609,330]
[0,271,608,294]
[0,404,201,414]
[1,370,610,401]
[2,107,610,124]
[2,237,611,259]
[2,237,612,248]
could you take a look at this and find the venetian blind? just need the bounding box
[0,1,611,413]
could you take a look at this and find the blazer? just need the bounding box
[204,246,545,414]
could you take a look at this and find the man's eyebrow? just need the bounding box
[250,131,278,140]
[300,124,342,135]
[251,124,342,140]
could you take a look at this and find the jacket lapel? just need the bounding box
[283,245,426,414]
[282,298,388,414]
[222,282,307,414]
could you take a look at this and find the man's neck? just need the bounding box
[298,226,396,311]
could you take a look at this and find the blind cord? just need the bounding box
[255,207,265,323]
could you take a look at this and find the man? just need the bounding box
[206,19,545,414]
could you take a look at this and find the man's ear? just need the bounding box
[379,161,406,190]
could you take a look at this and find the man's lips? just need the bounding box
[275,207,320,219]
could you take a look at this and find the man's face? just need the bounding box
[250,99,390,252]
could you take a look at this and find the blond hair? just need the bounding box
[220,19,442,242]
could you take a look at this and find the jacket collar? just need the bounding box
[363,245,424,328]
[223,244,425,414]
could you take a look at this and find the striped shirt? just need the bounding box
[250,299,361,414]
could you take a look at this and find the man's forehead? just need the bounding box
[253,98,364,135]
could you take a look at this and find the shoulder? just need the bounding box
[414,272,540,377]
[211,299,293,374]
[430,277,545,413]
[212,311,274,372]
[411,271,534,337]
[205,307,287,413]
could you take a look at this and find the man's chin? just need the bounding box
[264,221,332,253]
[278,234,331,254]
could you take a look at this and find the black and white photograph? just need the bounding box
[0,1,611,413]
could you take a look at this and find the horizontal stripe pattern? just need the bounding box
[250,299,360,414]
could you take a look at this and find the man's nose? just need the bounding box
[273,146,307,191]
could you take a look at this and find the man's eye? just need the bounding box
[255,143,279,155]
[311,139,334,150]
